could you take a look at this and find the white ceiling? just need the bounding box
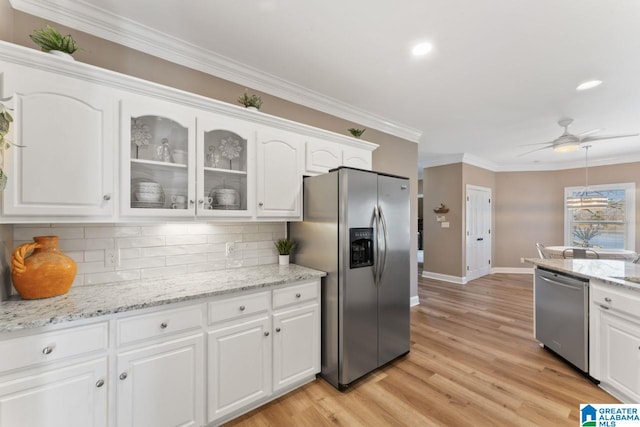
[13,0,640,173]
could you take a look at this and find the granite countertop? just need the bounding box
[525,258,640,291]
[0,264,326,333]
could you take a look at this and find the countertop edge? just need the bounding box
[0,264,326,333]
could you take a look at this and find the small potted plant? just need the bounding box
[348,128,366,138]
[237,89,263,110]
[29,24,80,59]
[274,238,296,265]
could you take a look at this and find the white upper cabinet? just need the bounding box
[196,114,254,218]
[120,95,196,218]
[342,146,373,170]
[256,129,302,219]
[1,63,114,218]
[304,137,374,175]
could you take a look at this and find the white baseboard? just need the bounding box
[421,271,467,284]
[410,296,420,307]
[491,267,534,274]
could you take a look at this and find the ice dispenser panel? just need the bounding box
[350,227,374,268]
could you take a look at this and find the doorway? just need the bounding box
[465,185,492,281]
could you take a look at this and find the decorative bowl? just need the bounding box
[135,192,162,202]
[213,189,237,206]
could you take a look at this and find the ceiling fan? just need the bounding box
[519,118,639,156]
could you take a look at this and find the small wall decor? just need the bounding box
[433,203,449,214]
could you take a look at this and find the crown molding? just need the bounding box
[420,151,640,174]
[9,0,422,143]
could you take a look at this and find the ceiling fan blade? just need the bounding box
[517,145,553,157]
[581,133,640,142]
[576,128,601,138]
[518,140,556,147]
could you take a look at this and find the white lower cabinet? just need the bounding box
[207,315,271,423]
[273,303,320,392]
[590,279,640,403]
[0,357,107,427]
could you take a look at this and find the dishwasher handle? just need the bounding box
[538,275,587,290]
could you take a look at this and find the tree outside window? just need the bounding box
[564,183,635,250]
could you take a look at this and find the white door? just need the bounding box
[116,334,204,427]
[465,185,492,281]
[599,310,640,402]
[0,358,107,427]
[207,315,271,423]
[272,304,320,392]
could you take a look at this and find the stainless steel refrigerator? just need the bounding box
[290,167,410,390]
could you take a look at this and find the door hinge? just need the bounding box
[466,231,470,236]
[488,229,491,234]
[467,196,469,201]
[488,259,491,265]
[488,198,491,203]
[466,265,470,271]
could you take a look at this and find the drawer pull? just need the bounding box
[600,305,610,310]
[119,372,128,381]
[264,332,269,337]
[605,297,612,303]
[295,293,301,298]
[276,327,281,332]
[96,379,105,388]
[239,305,246,311]
[42,345,54,355]
[160,322,168,329]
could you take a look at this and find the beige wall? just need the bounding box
[423,163,463,276]
[2,6,419,298]
[424,161,640,276]
[494,161,640,267]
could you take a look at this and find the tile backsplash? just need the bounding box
[11,222,285,289]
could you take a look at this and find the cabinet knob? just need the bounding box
[96,379,105,388]
[189,200,195,205]
[605,297,612,303]
[239,305,246,311]
[258,202,264,207]
[103,194,112,201]
[198,199,204,204]
[42,345,54,355]
[276,327,281,332]
[295,293,301,298]
[160,321,168,329]
[264,331,270,337]
[119,372,128,381]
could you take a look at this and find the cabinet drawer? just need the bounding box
[208,291,269,324]
[592,282,640,319]
[117,304,203,346]
[273,281,318,309]
[0,322,108,374]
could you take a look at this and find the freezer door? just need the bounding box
[339,168,379,385]
[377,175,411,366]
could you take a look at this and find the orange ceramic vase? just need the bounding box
[11,236,77,299]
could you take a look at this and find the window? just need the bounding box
[564,183,635,250]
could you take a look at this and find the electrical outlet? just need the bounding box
[520,257,525,264]
[225,242,235,257]
[105,249,119,268]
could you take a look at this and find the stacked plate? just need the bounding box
[131,179,165,208]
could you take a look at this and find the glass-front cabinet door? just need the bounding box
[196,114,254,217]
[120,97,196,217]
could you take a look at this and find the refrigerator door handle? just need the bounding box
[378,205,389,283]
[371,205,380,285]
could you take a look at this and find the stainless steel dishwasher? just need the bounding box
[535,267,589,372]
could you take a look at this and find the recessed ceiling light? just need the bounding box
[576,80,602,91]
[412,42,433,57]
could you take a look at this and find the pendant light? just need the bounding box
[566,145,608,209]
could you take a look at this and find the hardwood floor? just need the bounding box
[225,273,618,426]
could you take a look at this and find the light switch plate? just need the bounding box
[441,222,450,228]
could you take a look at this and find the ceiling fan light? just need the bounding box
[576,80,603,91]
[553,142,580,153]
